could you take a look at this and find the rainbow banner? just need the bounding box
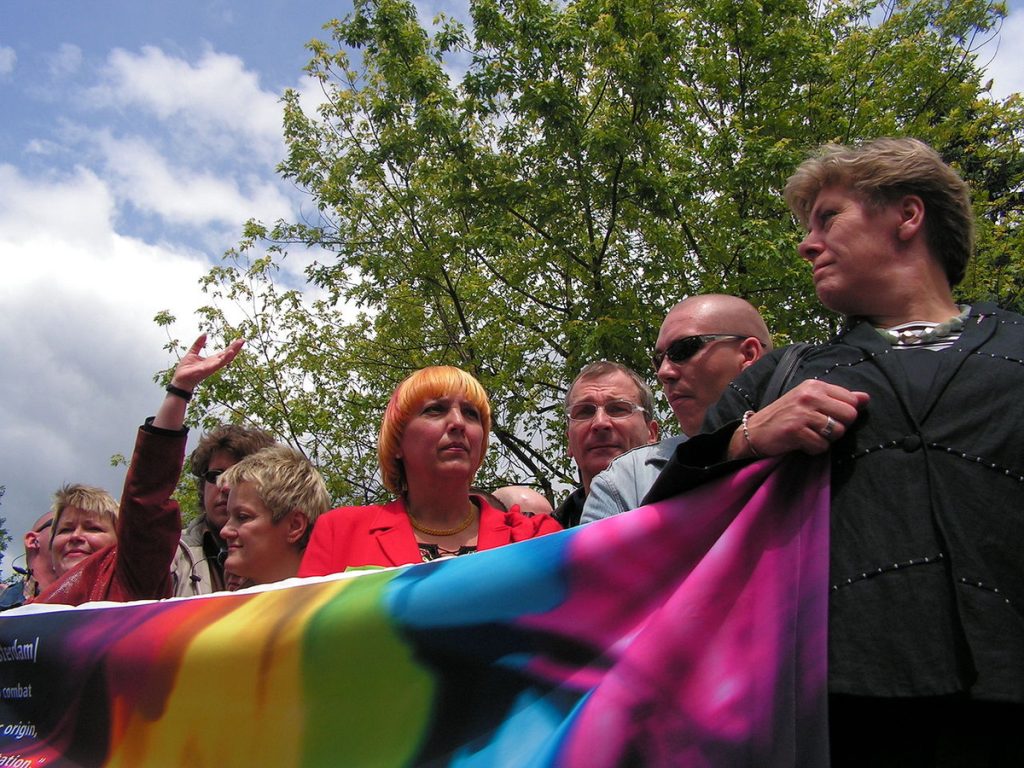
[0,455,829,767]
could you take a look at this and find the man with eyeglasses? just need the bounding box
[556,362,660,527]
[0,512,58,610]
[582,295,771,523]
[170,424,274,596]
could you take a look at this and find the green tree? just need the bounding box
[171,0,1024,504]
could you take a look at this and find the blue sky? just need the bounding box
[1,0,1023,578]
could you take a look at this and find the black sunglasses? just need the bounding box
[651,334,752,371]
[196,468,226,484]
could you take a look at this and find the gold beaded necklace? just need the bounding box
[408,505,476,537]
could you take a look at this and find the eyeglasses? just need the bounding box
[33,519,53,534]
[651,334,752,371]
[567,399,648,422]
[196,468,226,484]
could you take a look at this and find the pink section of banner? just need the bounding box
[553,455,831,767]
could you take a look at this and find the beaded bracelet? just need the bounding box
[741,410,761,458]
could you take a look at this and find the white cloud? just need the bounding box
[414,0,470,27]
[92,131,293,228]
[292,70,331,118]
[0,46,15,75]
[24,137,63,156]
[0,164,116,254]
[27,43,309,265]
[85,45,285,163]
[0,164,218,568]
[0,163,211,331]
[49,43,82,77]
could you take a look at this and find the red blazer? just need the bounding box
[299,496,562,577]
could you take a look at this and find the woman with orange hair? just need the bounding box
[299,367,561,574]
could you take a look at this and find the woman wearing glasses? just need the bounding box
[300,366,561,576]
[35,334,243,606]
[171,424,275,596]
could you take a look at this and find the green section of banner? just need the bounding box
[302,570,434,766]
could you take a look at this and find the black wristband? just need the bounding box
[165,384,194,402]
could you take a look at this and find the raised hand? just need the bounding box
[169,334,245,393]
[154,334,244,431]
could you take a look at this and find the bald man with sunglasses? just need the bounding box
[582,295,771,523]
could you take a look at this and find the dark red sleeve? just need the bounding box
[34,425,186,606]
[112,426,187,601]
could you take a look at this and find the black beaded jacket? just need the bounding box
[644,302,1024,701]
